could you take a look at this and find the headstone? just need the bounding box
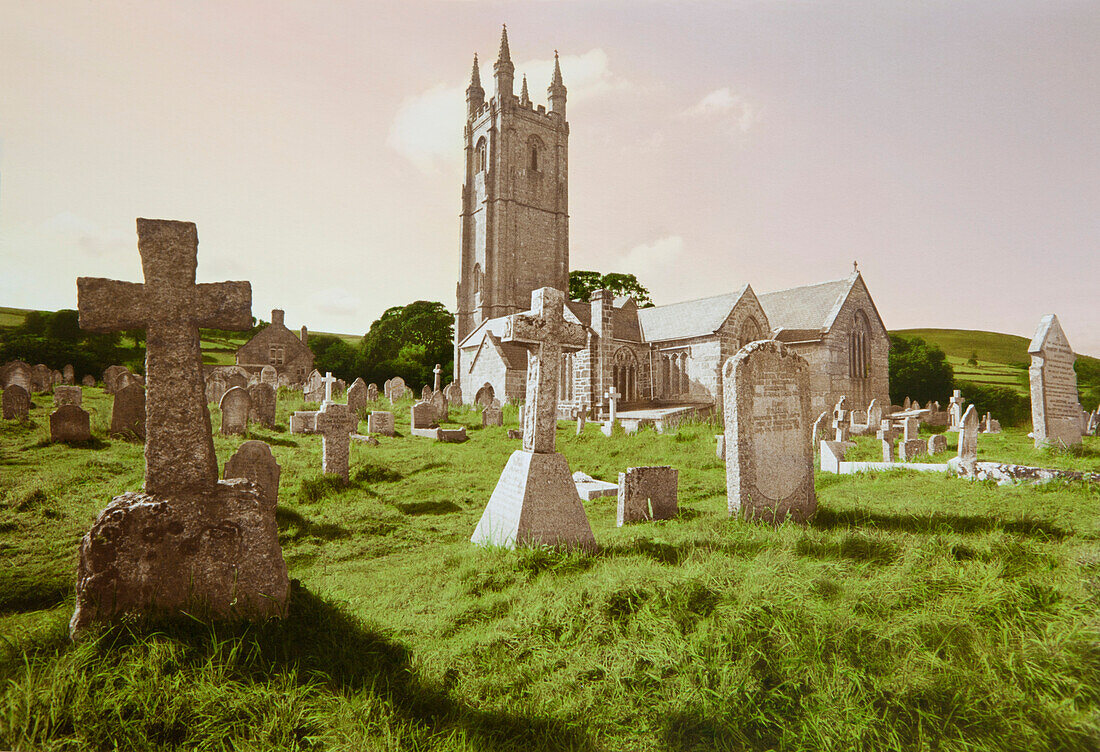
[303,369,324,402]
[474,383,495,408]
[223,371,247,391]
[347,378,368,414]
[50,404,92,442]
[443,382,462,405]
[219,386,251,435]
[600,387,621,437]
[903,397,911,410]
[575,406,587,435]
[386,376,406,403]
[433,363,443,392]
[472,287,595,550]
[260,365,278,386]
[289,410,317,434]
[876,419,900,462]
[572,471,618,500]
[981,412,1002,434]
[103,365,131,394]
[32,363,53,393]
[507,428,523,439]
[110,382,146,439]
[422,385,432,402]
[366,383,379,402]
[82,375,96,387]
[314,402,358,481]
[483,405,503,426]
[948,390,965,430]
[411,401,435,430]
[867,399,883,428]
[431,389,449,423]
[1088,409,1100,436]
[715,434,725,460]
[71,218,287,636]
[320,371,337,407]
[367,410,395,436]
[224,441,281,507]
[63,364,75,385]
[617,466,678,526]
[2,384,31,420]
[819,439,855,473]
[723,339,815,524]
[957,404,980,472]
[927,434,947,455]
[899,438,927,462]
[903,417,920,442]
[54,385,82,407]
[1028,314,1083,448]
[206,371,228,405]
[2,360,33,392]
[811,411,829,448]
[247,382,276,429]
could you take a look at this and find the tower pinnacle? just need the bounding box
[493,24,515,99]
[498,24,511,63]
[548,49,567,117]
[520,75,531,106]
[466,53,485,118]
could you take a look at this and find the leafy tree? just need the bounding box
[359,301,454,389]
[967,351,979,367]
[568,271,654,307]
[308,335,363,383]
[957,381,1031,427]
[888,335,955,406]
[46,309,82,343]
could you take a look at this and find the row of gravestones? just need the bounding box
[2,360,89,393]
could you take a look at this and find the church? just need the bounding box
[453,28,890,419]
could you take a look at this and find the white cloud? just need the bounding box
[315,286,361,317]
[680,87,761,133]
[388,49,628,173]
[618,235,684,278]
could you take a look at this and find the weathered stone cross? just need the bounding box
[322,371,336,406]
[502,287,587,454]
[433,363,442,392]
[605,387,621,425]
[78,219,251,495]
[314,402,358,480]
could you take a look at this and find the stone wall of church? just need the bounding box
[459,344,524,407]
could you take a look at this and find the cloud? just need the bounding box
[314,286,361,317]
[618,235,684,278]
[680,87,761,133]
[41,212,130,258]
[388,49,627,173]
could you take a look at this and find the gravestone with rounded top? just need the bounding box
[2,360,33,392]
[63,364,75,385]
[386,376,406,403]
[723,339,815,524]
[70,218,287,637]
[103,365,131,394]
[51,404,92,442]
[1028,314,1083,448]
[3,384,31,420]
[82,374,96,387]
[927,434,947,455]
[422,385,432,402]
[110,382,146,439]
[247,382,276,429]
[366,383,379,401]
[474,383,495,408]
[219,386,251,435]
[260,365,277,386]
[206,371,228,405]
[347,378,368,414]
[444,381,462,405]
[224,440,281,507]
[431,389,448,423]
[54,385,82,407]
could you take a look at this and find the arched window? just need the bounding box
[475,137,487,173]
[739,317,763,348]
[527,135,543,173]
[613,347,639,401]
[849,310,871,379]
[472,263,481,294]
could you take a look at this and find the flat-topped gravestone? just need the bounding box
[315,402,358,481]
[54,385,82,407]
[483,405,503,426]
[347,378,368,414]
[51,404,92,442]
[1028,314,1083,448]
[617,466,678,526]
[224,441,281,508]
[71,218,287,637]
[289,410,318,434]
[411,401,435,430]
[367,410,395,436]
[247,382,276,429]
[260,365,277,386]
[724,339,815,524]
[3,384,31,420]
[472,287,595,551]
[219,386,251,435]
[110,382,146,439]
[899,438,927,462]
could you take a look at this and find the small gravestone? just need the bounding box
[386,376,406,403]
[444,382,461,405]
[927,434,947,455]
[981,412,1001,434]
[1028,314,1083,448]
[289,410,317,434]
[224,441,281,507]
[431,390,449,423]
[303,369,324,402]
[110,382,146,439]
[32,363,53,392]
[347,378,368,414]
[421,385,432,402]
[63,364,75,385]
[315,402,358,481]
[260,365,278,386]
[573,471,618,500]
[899,438,927,462]
[54,385,82,407]
[366,383,379,401]
[723,340,815,524]
[220,386,251,435]
[957,404,980,473]
[3,384,31,420]
[507,428,523,439]
[51,404,92,442]
[82,374,96,387]
[811,410,829,448]
[474,383,495,408]
[206,372,228,405]
[224,372,248,391]
[617,466,678,526]
[103,365,130,394]
[575,406,587,435]
[367,410,395,436]
[247,382,276,429]
[483,405,503,426]
[903,397,911,410]
[948,390,965,431]
[877,419,900,462]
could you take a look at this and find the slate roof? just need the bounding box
[757,275,856,336]
[635,285,751,342]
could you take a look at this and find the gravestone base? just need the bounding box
[70,478,289,637]
[472,450,596,551]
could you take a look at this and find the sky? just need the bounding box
[1,0,1097,355]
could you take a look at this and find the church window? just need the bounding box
[848,310,871,379]
[473,263,481,294]
[527,135,544,173]
[739,317,762,348]
[475,137,487,173]
[530,145,538,171]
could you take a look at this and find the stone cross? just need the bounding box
[315,402,359,480]
[77,219,251,494]
[606,387,621,425]
[322,371,336,406]
[502,287,587,453]
[433,363,442,392]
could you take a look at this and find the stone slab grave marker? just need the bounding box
[724,339,816,524]
[289,411,317,434]
[472,287,596,550]
[433,363,442,392]
[572,471,618,500]
[2,384,31,420]
[110,382,146,439]
[63,364,75,385]
[368,410,395,436]
[2,360,33,392]
[956,404,980,473]
[948,390,965,431]
[247,382,276,429]
[600,386,621,436]
[320,371,337,407]
[474,383,495,408]
[224,441,281,507]
[260,365,277,386]
[386,376,406,404]
[219,386,251,435]
[103,365,130,394]
[54,385,82,407]
[422,385,432,402]
[443,381,461,405]
[899,437,927,462]
[1028,314,1083,448]
[832,396,850,442]
[347,378,367,414]
[82,374,96,387]
[51,403,92,442]
[71,218,287,636]
[575,405,587,436]
[315,401,358,481]
[927,434,947,455]
[483,405,503,427]
[431,389,449,423]
[877,419,900,462]
[617,466,678,526]
[811,410,829,449]
[206,371,228,405]
[981,412,1001,434]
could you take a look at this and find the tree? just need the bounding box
[967,351,979,367]
[888,335,955,406]
[568,271,654,307]
[309,335,363,383]
[359,301,454,389]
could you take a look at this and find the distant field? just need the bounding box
[0,307,33,329]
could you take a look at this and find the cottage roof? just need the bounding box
[636,285,751,342]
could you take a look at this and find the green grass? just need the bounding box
[3,390,1100,750]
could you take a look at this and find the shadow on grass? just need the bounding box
[0,573,72,615]
[811,506,1069,540]
[31,437,111,451]
[257,435,298,448]
[396,500,463,515]
[276,507,351,542]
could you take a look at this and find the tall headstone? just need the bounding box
[471,288,595,550]
[247,382,276,429]
[431,389,449,423]
[957,404,980,473]
[433,363,442,392]
[877,419,900,462]
[723,340,815,524]
[1028,314,1083,448]
[63,364,75,385]
[224,441,281,507]
[54,385,82,407]
[443,381,462,405]
[347,378,368,414]
[2,384,31,421]
[71,218,287,636]
[387,376,406,404]
[366,382,379,402]
[315,402,358,481]
[51,404,92,442]
[205,371,228,405]
[219,386,251,435]
[110,382,146,439]
[617,466,678,526]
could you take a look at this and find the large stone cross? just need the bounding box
[502,287,587,453]
[315,402,358,480]
[78,219,251,495]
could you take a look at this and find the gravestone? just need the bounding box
[1088,409,1100,436]
[320,371,337,407]
[617,466,678,526]
[260,365,278,386]
[903,397,911,410]
[82,375,96,387]
[366,383,379,402]
[483,405,503,426]
[472,287,595,550]
[2,384,31,420]
[368,410,395,436]
[573,471,618,500]
[927,434,947,455]
[386,376,406,403]
[981,412,1002,434]
[224,441,281,507]
[899,438,927,462]
[33,363,53,392]
[903,417,920,442]
[63,364,75,385]
[289,411,317,434]
[2,360,33,392]
[103,365,131,394]
[948,390,965,431]
[811,411,829,448]
[723,339,815,524]
[219,386,251,435]
[347,378,368,414]
[877,419,900,462]
[71,218,287,636]
[431,390,449,423]
[315,402,358,481]
[507,428,523,439]
[247,382,276,429]
[444,382,462,405]
[54,385,82,407]
[600,387,621,437]
[422,385,432,402]
[715,434,725,460]
[957,404,980,473]
[433,363,443,392]
[575,405,587,435]
[474,383,495,408]
[206,371,228,405]
[304,369,323,401]
[411,401,435,429]
[867,399,883,428]
[110,382,146,439]
[1028,314,1083,448]
[51,404,92,442]
[224,371,247,392]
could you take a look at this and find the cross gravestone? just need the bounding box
[1028,314,1083,448]
[320,371,337,407]
[219,386,251,435]
[224,440,281,508]
[54,385,82,407]
[2,384,31,421]
[315,402,358,481]
[948,390,965,431]
[347,378,368,415]
[956,404,980,473]
[110,382,146,439]
[617,466,678,526]
[433,363,442,392]
[472,287,595,550]
[51,404,92,442]
[71,218,287,636]
[723,339,815,524]
[600,387,621,437]
[247,382,276,429]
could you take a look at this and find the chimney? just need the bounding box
[300,325,308,344]
[271,309,284,327]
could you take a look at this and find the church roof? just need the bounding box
[757,275,856,336]
[636,285,752,342]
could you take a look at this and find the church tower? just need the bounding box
[455,27,570,365]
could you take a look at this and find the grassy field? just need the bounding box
[2,388,1100,751]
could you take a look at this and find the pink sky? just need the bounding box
[1,1,1097,355]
